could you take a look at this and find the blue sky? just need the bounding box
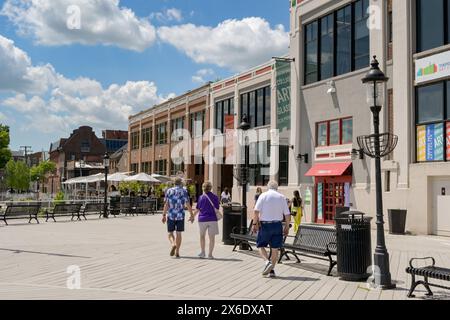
[0,0,290,152]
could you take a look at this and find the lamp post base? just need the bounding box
[373,251,396,290]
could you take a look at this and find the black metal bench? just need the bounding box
[46,203,82,222]
[406,257,450,298]
[119,197,134,216]
[135,199,157,215]
[230,220,256,251]
[81,203,105,220]
[279,224,337,276]
[0,204,41,225]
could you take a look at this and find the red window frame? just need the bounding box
[316,117,353,147]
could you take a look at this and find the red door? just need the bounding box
[315,176,350,224]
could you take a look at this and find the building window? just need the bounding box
[215,98,234,133]
[416,81,449,162]
[171,117,185,141]
[417,0,445,53]
[130,163,139,174]
[278,145,289,186]
[320,14,334,80]
[131,131,140,150]
[80,140,90,153]
[240,86,271,129]
[141,162,151,174]
[171,159,184,176]
[142,127,152,148]
[305,21,319,84]
[249,141,271,186]
[336,5,352,76]
[190,111,205,138]
[156,122,167,145]
[387,0,393,61]
[155,160,167,175]
[195,158,205,176]
[316,117,353,147]
[304,0,370,85]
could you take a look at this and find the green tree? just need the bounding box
[30,160,56,182]
[5,160,30,192]
[0,124,12,169]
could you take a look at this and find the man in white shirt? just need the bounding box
[252,181,291,278]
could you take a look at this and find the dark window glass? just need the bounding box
[249,91,256,128]
[329,120,340,145]
[336,5,352,75]
[241,94,248,122]
[229,98,234,115]
[305,21,319,84]
[417,83,444,124]
[354,0,370,70]
[257,88,264,127]
[278,145,289,186]
[216,101,223,133]
[447,81,450,119]
[320,14,334,80]
[417,0,444,52]
[265,86,271,125]
[342,118,353,144]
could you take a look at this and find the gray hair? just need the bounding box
[202,181,213,193]
[267,180,279,190]
[174,177,183,186]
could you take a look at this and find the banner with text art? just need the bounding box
[276,60,291,133]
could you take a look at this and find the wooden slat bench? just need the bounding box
[279,224,337,276]
[81,203,105,220]
[45,203,82,222]
[406,257,450,298]
[0,204,41,225]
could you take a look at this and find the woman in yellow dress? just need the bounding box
[291,191,303,233]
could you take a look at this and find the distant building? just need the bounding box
[110,143,128,174]
[101,130,128,154]
[46,126,107,193]
[11,150,25,162]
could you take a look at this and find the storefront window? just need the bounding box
[417,0,445,53]
[317,122,328,147]
[316,118,353,147]
[329,120,340,145]
[278,145,289,186]
[342,118,353,144]
[248,141,270,186]
[416,80,449,162]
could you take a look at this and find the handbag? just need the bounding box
[205,193,223,221]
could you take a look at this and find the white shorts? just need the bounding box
[199,221,219,237]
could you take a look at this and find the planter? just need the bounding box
[388,209,407,235]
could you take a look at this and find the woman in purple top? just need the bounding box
[194,181,220,259]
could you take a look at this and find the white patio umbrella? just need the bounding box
[150,174,172,183]
[107,172,129,182]
[125,173,160,183]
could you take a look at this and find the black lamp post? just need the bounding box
[360,56,396,289]
[103,153,110,219]
[238,114,251,250]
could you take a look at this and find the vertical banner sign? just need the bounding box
[317,183,323,221]
[417,125,426,162]
[434,123,444,161]
[224,115,235,165]
[426,124,435,161]
[276,60,291,132]
[447,122,450,160]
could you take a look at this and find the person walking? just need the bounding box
[162,177,194,258]
[291,191,304,233]
[253,181,291,278]
[254,187,263,203]
[221,188,231,205]
[193,181,220,259]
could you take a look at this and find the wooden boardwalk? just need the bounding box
[0,215,449,300]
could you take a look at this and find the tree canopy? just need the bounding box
[30,160,56,182]
[5,160,30,192]
[0,124,12,169]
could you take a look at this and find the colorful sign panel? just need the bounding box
[317,183,323,221]
[276,60,291,132]
[417,123,444,162]
[416,50,450,84]
[447,122,450,160]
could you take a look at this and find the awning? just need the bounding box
[305,162,352,177]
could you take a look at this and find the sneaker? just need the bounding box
[170,246,176,257]
[268,270,276,278]
[198,252,206,259]
[208,255,215,260]
[262,261,274,276]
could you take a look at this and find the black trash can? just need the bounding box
[222,204,242,245]
[335,206,350,219]
[388,209,407,235]
[335,211,373,281]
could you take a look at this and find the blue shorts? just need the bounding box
[167,219,185,233]
[256,222,283,249]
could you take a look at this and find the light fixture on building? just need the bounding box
[296,153,309,164]
[351,148,365,160]
[327,80,336,95]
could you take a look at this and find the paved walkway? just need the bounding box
[0,215,449,300]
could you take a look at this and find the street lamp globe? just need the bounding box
[362,56,389,108]
[103,153,110,168]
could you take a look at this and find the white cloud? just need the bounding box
[0,34,172,135]
[151,8,183,23]
[192,69,215,84]
[158,17,289,71]
[1,0,156,52]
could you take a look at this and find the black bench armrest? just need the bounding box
[409,257,435,269]
[326,241,337,252]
